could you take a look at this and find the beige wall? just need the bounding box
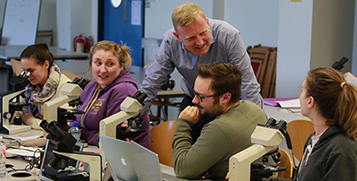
[310,0,355,72]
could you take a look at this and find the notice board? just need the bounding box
[1,0,41,45]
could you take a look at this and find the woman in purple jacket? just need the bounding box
[75,40,150,148]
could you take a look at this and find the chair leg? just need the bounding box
[161,106,169,121]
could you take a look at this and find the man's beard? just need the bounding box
[199,102,224,118]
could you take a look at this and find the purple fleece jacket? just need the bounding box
[75,69,150,148]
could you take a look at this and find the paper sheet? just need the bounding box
[276,98,301,108]
[6,146,41,157]
[263,98,297,107]
[6,135,43,141]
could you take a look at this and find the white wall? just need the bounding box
[56,0,95,51]
[70,0,92,51]
[56,0,71,50]
[38,0,56,33]
[213,0,225,20]
[225,0,279,47]
[276,1,313,98]
[0,0,5,31]
[91,0,98,44]
[38,0,57,45]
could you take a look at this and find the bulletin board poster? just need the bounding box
[1,0,41,45]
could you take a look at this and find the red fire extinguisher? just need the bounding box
[73,34,85,53]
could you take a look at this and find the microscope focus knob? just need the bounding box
[3,112,11,119]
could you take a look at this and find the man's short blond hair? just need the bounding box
[171,3,206,30]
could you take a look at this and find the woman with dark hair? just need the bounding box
[265,67,357,181]
[20,43,71,129]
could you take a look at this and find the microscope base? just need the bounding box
[41,168,89,181]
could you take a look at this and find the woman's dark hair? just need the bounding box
[20,43,54,73]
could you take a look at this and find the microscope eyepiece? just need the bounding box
[332,57,349,70]
[72,77,89,90]
[132,91,147,106]
[19,71,30,78]
[40,120,51,133]
[47,121,65,139]
[41,120,66,140]
[137,93,148,103]
[133,91,142,98]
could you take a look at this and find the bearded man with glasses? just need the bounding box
[172,62,267,180]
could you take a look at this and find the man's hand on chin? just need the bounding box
[178,106,200,124]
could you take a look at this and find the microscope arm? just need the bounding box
[1,89,24,126]
[54,150,102,181]
[43,83,83,122]
[99,96,143,158]
[99,95,143,139]
[229,125,285,181]
[229,145,276,181]
[99,111,138,138]
[43,96,73,122]
[0,89,32,134]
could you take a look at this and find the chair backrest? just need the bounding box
[247,45,270,81]
[287,119,314,161]
[37,29,54,46]
[277,148,293,178]
[10,59,23,76]
[61,70,80,81]
[247,44,277,98]
[150,121,176,167]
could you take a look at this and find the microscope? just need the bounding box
[39,120,102,181]
[98,91,147,180]
[161,75,175,90]
[229,118,291,181]
[43,77,88,126]
[99,91,147,144]
[332,57,348,71]
[0,71,32,134]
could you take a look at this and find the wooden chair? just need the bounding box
[150,121,176,167]
[247,44,277,98]
[277,148,293,178]
[37,29,54,46]
[287,119,314,162]
[247,45,271,83]
[261,50,277,98]
[10,59,23,76]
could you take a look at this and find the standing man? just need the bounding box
[139,3,262,142]
[172,62,267,180]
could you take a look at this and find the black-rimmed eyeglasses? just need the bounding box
[193,91,224,102]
